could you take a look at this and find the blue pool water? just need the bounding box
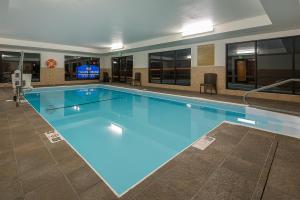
[24,85,300,196]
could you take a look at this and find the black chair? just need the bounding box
[102,72,110,83]
[200,73,217,94]
[132,72,142,86]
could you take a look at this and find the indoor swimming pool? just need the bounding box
[24,85,300,196]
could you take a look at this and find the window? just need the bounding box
[226,42,256,91]
[226,36,299,95]
[295,36,300,94]
[0,51,40,83]
[65,56,100,81]
[149,48,191,86]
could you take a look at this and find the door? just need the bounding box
[111,56,133,83]
[235,59,247,82]
[112,58,120,82]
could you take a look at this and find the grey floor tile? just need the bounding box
[46,141,77,163]
[24,178,78,200]
[58,154,86,175]
[34,125,53,135]
[0,178,23,200]
[232,140,271,167]
[10,126,36,141]
[193,167,255,200]
[134,181,187,200]
[219,123,249,139]
[67,165,101,194]
[80,182,119,200]
[221,155,261,184]
[188,146,225,166]
[19,164,65,194]
[262,185,299,200]
[13,134,44,152]
[267,158,300,198]
[158,166,206,199]
[0,149,15,166]
[0,161,18,181]
[15,146,55,174]
[237,132,273,154]
[0,134,13,152]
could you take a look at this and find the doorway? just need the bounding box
[112,56,133,83]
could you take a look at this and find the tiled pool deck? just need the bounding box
[1,86,300,200]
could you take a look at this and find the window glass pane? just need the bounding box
[112,58,120,82]
[24,53,40,82]
[149,48,191,85]
[0,51,40,83]
[149,53,161,60]
[126,56,133,80]
[257,38,293,54]
[295,37,300,94]
[228,42,255,56]
[149,59,162,83]
[257,38,293,94]
[65,56,100,81]
[227,42,256,90]
[161,51,175,84]
[175,49,191,86]
[176,49,191,60]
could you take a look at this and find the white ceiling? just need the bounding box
[0,0,299,53]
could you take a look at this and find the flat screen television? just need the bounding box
[76,64,100,80]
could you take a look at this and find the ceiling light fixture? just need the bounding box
[182,20,214,37]
[111,43,124,50]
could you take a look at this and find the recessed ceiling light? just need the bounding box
[111,43,124,50]
[182,20,214,37]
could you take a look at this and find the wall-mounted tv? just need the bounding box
[76,64,100,80]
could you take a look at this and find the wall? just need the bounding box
[0,47,101,86]
[102,29,300,102]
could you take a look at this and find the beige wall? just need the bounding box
[132,67,300,103]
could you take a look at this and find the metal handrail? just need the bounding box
[243,78,300,105]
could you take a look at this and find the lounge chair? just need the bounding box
[102,72,111,82]
[132,72,142,86]
[200,73,217,94]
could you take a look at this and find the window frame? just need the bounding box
[226,35,299,95]
[148,48,191,86]
[0,51,41,83]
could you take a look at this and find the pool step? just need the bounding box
[192,136,215,150]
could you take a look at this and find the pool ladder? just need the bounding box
[243,79,300,115]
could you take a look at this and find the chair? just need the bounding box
[200,73,217,94]
[102,72,111,83]
[132,72,142,86]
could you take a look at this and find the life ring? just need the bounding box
[47,59,57,69]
